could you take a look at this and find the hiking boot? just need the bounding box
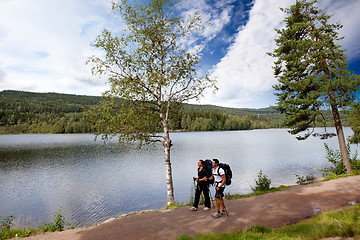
[203,207,210,211]
[213,212,221,219]
[221,210,226,215]
[190,207,197,211]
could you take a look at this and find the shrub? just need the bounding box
[251,170,271,192]
[0,216,14,240]
[41,208,75,232]
[0,209,76,240]
[0,216,14,232]
[295,173,315,184]
[320,143,360,175]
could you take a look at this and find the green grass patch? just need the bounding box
[225,185,291,200]
[321,170,360,182]
[162,203,189,210]
[177,205,360,240]
[0,209,75,240]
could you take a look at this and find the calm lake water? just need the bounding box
[0,128,358,227]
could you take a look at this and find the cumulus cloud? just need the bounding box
[177,0,236,54]
[0,0,111,95]
[200,0,360,108]
[0,0,358,108]
[317,0,360,60]
[201,0,292,108]
[0,67,5,82]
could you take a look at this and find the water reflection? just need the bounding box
[0,129,358,227]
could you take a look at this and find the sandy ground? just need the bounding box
[17,175,360,240]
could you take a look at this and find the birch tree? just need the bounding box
[87,0,216,205]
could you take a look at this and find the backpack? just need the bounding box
[218,163,232,186]
[204,159,214,184]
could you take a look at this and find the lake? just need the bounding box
[0,128,358,227]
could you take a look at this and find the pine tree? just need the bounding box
[269,0,360,173]
[349,102,360,144]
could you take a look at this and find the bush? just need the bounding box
[320,143,360,175]
[0,216,14,240]
[251,170,272,192]
[0,209,75,240]
[41,208,75,232]
[295,173,315,184]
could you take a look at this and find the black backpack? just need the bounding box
[218,163,232,186]
[204,159,214,184]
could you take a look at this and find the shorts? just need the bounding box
[215,183,225,199]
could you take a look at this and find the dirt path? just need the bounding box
[20,175,360,240]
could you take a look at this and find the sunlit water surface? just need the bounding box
[0,128,358,227]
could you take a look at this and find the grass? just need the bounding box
[0,209,75,240]
[162,184,292,211]
[177,205,360,240]
[225,185,291,200]
[1,221,40,240]
[321,170,360,181]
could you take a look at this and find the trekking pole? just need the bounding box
[223,201,229,218]
[193,178,201,206]
[193,179,196,205]
[208,185,215,209]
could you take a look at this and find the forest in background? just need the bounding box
[0,90,347,134]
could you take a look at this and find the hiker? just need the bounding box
[208,159,226,218]
[190,160,211,211]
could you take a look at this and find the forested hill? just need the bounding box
[0,90,284,134]
[182,103,279,117]
[0,90,102,107]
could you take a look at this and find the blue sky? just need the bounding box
[0,0,359,108]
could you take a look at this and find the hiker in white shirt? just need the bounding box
[207,159,226,218]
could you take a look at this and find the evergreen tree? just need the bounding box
[269,0,360,173]
[349,102,360,144]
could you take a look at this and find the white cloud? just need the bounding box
[178,0,235,54]
[201,0,360,109]
[317,0,360,60]
[0,0,112,95]
[0,0,358,108]
[201,0,293,108]
[0,67,5,82]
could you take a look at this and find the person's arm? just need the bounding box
[195,170,207,182]
[199,171,208,182]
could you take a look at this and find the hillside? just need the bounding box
[182,103,277,115]
[0,90,283,134]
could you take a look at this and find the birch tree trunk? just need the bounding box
[163,127,175,205]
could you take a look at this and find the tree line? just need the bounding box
[0,91,99,134]
[0,90,353,135]
[0,90,288,134]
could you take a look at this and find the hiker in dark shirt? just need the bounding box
[190,160,211,211]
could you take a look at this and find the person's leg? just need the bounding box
[212,197,221,218]
[213,186,223,218]
[202,185,211,208]
[220,198,225,211]
[218,187,225,211]
[193,185,201,209]
[215,197,220,212]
